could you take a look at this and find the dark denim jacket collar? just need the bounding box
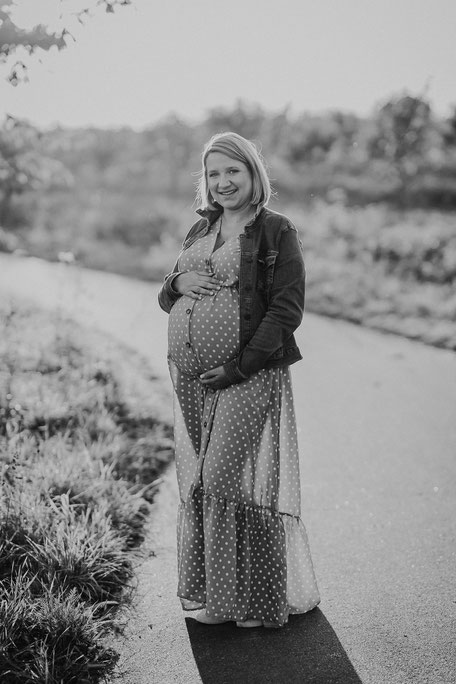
[195,205,265,232]
[195,206,223,224]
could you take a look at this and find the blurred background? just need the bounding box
[1,4,455,680]
[1,0,455,349]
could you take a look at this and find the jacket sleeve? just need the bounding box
[223,226,305,383]
[157,259,183,313]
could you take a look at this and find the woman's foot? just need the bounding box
[262,621,283,629]
[236,619,263,628]
[182,599,204,610]
[193,610,230,625]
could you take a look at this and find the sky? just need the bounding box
[0,0,455,129]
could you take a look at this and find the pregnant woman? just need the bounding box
[158,131,320,628]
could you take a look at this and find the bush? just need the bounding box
[0,576,118,684]
[0,302,174,682]
[281,201,456,350]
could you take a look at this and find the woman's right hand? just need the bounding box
[173,271,222,300]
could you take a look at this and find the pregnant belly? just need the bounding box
[168,288,240,375]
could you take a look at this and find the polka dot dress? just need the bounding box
[167,218,320,627]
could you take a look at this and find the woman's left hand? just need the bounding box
[199,366,231,390]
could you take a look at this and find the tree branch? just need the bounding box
[0,0,132,83]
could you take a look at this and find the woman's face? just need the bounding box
[206,152,253,213]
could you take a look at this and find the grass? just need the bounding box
[0,301,174,683]
[88,201,454,350]
[286,201,456,350]
[1,578,118,684]
[2,199,455,351]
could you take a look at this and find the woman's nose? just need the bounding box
[217,174,231,188]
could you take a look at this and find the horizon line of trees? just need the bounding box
[1,93,456,235]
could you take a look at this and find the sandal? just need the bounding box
[262,621,283,629]
[236,619,263,628]
[193,610,231,625]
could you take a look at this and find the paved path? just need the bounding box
[1,254,455,684]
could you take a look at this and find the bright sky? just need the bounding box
[0,0,455,129]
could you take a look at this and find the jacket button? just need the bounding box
[186,308,191,314]
[203,421,207,427]
[185,342,191,348]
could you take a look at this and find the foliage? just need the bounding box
[368,94,435,205]
[288,201,456,350]
[0,302,174,682]
[0,0,132,84]
[0,577,118,683]
[0,116,70,226]
[206,101,268,144]
[1,94,456,349]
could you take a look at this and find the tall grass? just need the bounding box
[119,200,455,350]
[286,201,456,350]
[0,302,174,683]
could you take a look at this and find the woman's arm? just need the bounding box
[158,258,184,313]
[223,225,305,383]
[157,219,203,313]
[158,218,223,313]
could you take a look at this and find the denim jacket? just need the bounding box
[158,206,305,385]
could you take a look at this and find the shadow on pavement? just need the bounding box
[185,608,363,684]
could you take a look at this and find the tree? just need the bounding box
[369,93,432,204]
[442,106,456,148]
[0,115,69,226]
[0,2,133,226]
[0,0,132,84]
[205,101,267,144]
[284,114,341,165]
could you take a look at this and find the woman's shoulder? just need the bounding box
[186,217,207,235]
[182,207,222,247]
[259,207,297,233]
[181,217,209,248]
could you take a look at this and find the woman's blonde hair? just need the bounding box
[196,131,271,211]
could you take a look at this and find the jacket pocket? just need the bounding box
[257,251,278,293]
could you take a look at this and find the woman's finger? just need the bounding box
[200,370,216,380]
[192,284,219,296]
[198,279,221,286]
[196,272,221,282]
[198,274,219,281]
[198,279,221,289]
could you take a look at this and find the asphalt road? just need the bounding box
[1,254,455,684]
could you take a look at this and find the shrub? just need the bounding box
[0,302,174,682]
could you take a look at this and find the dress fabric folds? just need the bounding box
[167,218,320,627]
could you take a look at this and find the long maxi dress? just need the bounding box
[167,217,320,627]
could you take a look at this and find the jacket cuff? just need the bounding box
[223,358,249,385]
[167,272,183,294]
[158,271,184,313]
[164,272,183,305]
